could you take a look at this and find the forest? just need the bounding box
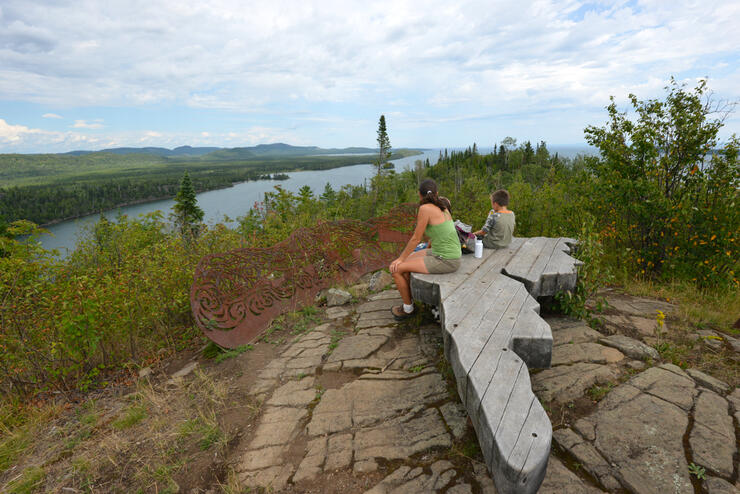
[0,147,419,225]
[0,79,737,403]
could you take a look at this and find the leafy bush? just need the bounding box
[584,79,738,289]
[0,213,244,397]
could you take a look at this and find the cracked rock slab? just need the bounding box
[686,368,731,395]
[439,401,468,440]
[550,342,625,366]
[353,409,452,463]
[690,390,735,478]
[553,428,621,491]
[628,364,697,411]
[308,372,448,435]
[552,325,604,347]
[363,459,457,494]
[327,334,389,363]
[249,407,307,448]
[266,377,317,407]
[532,362,620,404]
[588,375,694,494]
[598,334,659,360]
[704,477,739,494]
[539,456,606,494]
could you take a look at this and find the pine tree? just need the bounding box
[376,115,392,170]
[172,172,204,239]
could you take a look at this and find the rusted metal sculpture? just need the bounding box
[190,204,418,348]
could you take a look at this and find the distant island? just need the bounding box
[0,143,422,225]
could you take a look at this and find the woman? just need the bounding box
[389,179,461,320]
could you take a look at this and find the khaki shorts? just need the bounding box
[423,250,461,274]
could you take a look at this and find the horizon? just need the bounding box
[0,141,598,156]
[1,0,738,154]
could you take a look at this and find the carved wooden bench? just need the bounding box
[411,237,581,494]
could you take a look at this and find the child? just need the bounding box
[473,189,515,249]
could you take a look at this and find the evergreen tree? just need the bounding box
[171,172,204,239]
[376,115,392,170]
[320,183,337,204]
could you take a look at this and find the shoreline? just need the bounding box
[38,177,285,227]
[35,153,423,227]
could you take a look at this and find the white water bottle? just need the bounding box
[474,238,483,258]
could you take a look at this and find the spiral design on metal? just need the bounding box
[190,204,417,348]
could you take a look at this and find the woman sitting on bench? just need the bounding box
[389,179,462,320]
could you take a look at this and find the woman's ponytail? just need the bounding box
[418,179,451,212]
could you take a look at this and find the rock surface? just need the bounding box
[532,363,620,404]
[598,334,660,360]
[231,290,739,494]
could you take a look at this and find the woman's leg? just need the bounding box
[391,253,429,305]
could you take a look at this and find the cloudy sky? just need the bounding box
[1,0,738,153]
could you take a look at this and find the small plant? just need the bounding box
[688,462,706,480]
[328,330,345,353]
[555,215,613,325]
[587,382,614,402]
[290,305,322,335]
[213,344,253,363]
[655,310,666,332]
[112,405,147,430]
[653,341,689,369]
[408,365,425,373]
[178,416,223,451]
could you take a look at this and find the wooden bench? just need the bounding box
[411,237,581,494]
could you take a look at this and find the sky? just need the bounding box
[0,0,739,153]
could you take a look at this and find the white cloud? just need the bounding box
[72,119,103,129]
[0,117,103,150]
[42,112,62,119]
[0,118,45,143]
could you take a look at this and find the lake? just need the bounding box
[39,149,442,255]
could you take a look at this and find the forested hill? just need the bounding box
[0,145,421,225]
[59,143,378,159]
[63,145,221,157]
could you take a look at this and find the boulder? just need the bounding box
[326,288,352,306]
[369,271,393,292]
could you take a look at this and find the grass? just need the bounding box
[0,403,60,474]
[260,305,320,344]
[0,367,238,493]
[654,341,692,369]
[6,466,45,494]
[328,329,346,353]
[111,404,147,430]
[203,342,254,363]
[587,382,615,402]
[178,413,224,451]
[621,278,740,333]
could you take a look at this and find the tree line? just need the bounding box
[0,79,736,400]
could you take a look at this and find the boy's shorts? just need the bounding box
[423,250,461,274]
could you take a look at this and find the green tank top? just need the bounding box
[425,219,462,259]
